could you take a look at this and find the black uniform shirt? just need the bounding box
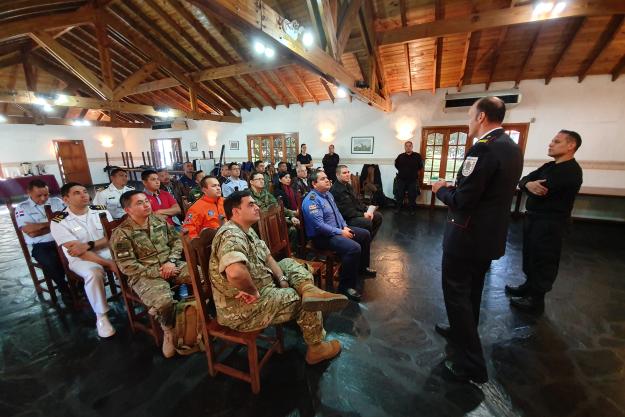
[395,152,424,181]
[520,159,583,217]
[322,153,340,172]
[297,153,312,166]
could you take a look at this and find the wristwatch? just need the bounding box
[168,257,178,265]
[278,275,288,283]
[87,241,95,250]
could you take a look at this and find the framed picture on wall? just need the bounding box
[351,136,374,154]
[189,141,198,151]
[229,140,240,151]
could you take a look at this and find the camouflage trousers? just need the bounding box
[219,258,324,345]
[130,263,191,328]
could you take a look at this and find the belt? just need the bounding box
[32,241,57,247]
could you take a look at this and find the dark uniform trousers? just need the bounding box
[31,241,67,291]
[312,226,371,290]
[523,213,566,295]
[442,252,491,377]
[347,211,383,239]
[394,178,418,210]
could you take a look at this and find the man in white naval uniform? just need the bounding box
[15,179,68,295]
[93,168,134,219]
[50,182,119,338]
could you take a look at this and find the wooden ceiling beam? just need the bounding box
[204,80,249,112]
[336,0,363,58]
[378,0,625,45]
[21,50,37,91]
[514,23,543,87]
[258,72,290,108]
[3,115,150,128]
[577,14,625,82]
[432,0,443,94]
[241,74,276,109]
[274,68,304,107]
[611,54,625,81]
[94,13,115,90]
[292,66,319,105]
[0,89,241,122]
[318,0,339,59]
[0,5,95,42]
[319,77,335,103]
[29,30,114,99]
[457,32,472,91]
[113,61,158,100]
[545,17,585,84]
[399,0,412,96]
[193,59,291,82]
[29,53,90,93]
[358,1,388,99]
[485,27,509,90]
[0,54,22,70]
[190,0,390,111]
[234,77,264,109]
[306,0,327,52]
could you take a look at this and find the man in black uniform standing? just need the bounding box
[506,130,583,312]
[322,144,340,183]
[431,97,523,384]
[394,141,423,214]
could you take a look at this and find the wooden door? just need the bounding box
[54,140,92,185]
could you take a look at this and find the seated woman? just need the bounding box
[360,164,386,206]
[273,171,298,211]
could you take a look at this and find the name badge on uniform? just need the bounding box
[208,210,214,216]
[72,226,82,232]
[462,157,478,176]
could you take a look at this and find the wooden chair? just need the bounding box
[99,213,161,346]
[294,194,342,289]
[44,206,118,310]
[257,202,324,284]
[181,196,192,217]
[350,173,363,201]
[7,200,58,305]
[181,228,284,395]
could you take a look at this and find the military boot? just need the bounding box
[305,340,341,365]
[298,283,349,313]
[161,326,176,358]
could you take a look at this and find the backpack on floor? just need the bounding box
[174,299,204,355]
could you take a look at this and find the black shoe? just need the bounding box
[444,360,488,384]
[360,267,377,278]
[510,296,545,313]
[340,288,362,302]
[505,284,530,297]
[434,323,452,339]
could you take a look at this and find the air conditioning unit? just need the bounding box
[151,119,189,131]
[444,89,522,112]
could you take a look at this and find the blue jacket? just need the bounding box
[302,189,347,238]
[222,177,249,197]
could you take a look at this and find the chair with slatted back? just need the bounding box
[99,213,161,346]
[181,196,192,217]
[181,228,284,395]
[44,206,118,310]
[257,202,324,285]
[7,200,58,305]
[294,193,342,289]
[350,173,364,201]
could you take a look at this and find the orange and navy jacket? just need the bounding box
[183,195,225,238]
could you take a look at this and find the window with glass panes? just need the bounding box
[421,124,528,187]
[247,133,299,166]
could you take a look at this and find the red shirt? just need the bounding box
[145,189,177,225]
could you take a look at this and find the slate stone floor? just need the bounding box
[1,206,625,417]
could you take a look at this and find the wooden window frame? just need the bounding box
[247,132,299,166]
[149,138,182,168]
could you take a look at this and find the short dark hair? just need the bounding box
[141,169,158,181]
[278,161,287,168]
[251,171,264,181]
[254,160,264,168]
[120,190,145,209]
[193,170,204,180]
[27,179,48,191]
[110,167,127,177]
[224,189,252,220]
[60,182,84,197]
[475,96,506,123]
[278,171,290,179]
[200,175,218,188]
[156,168,168,174]
[336,164,348,175]
[301,143,306,150]
[560,129,582,150]
[228,162,240,170]
[309,170,323,184]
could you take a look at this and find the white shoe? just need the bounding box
[96,315,116,338]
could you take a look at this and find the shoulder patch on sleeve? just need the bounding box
[52,212,69,223]
[461,156,479,177]
[90,205,107,210]
[309,193,316,200]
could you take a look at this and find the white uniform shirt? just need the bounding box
[15,197,66,245]
[92,183,134,219]
[50,207,112,264]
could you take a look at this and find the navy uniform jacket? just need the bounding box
[302,189,347,238]
[436,128,523,260]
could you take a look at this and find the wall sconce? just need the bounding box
[395,117,417,141]
[319,122,335,143]
[98,135,113,148]
[206,130,217,147]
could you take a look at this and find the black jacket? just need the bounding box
[395,152,424,181]
[520,159,582,217]
[436,129,523,260]
[292,177,311,196]
[330,180,366,221]
[322,153,340,180]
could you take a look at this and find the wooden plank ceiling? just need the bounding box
[0,0,624,127]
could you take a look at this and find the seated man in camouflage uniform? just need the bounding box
[249,171,300,250]
[111,190,190,358]
[209,190,348,365]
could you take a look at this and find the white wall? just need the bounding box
[0,124,126,185]
[121,74,625,196]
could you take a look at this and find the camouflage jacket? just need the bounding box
[188,186,203,204]
[110,214,183,284]
[250,187,297,219]
[209,220,274,319]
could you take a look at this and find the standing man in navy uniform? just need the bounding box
[506,130,583,312]
[302,171,375,302]
[431,97,523,383]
